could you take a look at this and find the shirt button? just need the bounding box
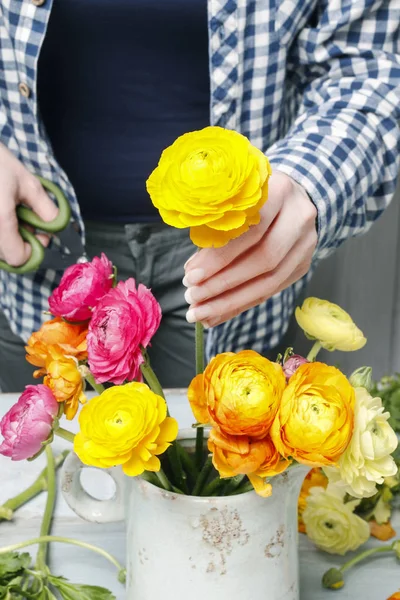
[32,0,46,5]
[18,82,31,98]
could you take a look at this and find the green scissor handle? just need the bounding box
[0,176,72,275]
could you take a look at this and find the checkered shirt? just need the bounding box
[1,0,400,357]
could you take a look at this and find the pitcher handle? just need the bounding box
[61,452,125,523]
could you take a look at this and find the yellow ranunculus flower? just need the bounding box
[303,484,370,555]
[43,347,86,420]
[188,350,286,438]
[74,382,178,476]
[298,468,328,533]
[271,362,355,466]
[146,126,271,248]
[295,297,366,351]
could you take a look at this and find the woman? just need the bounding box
[0,0,399,390]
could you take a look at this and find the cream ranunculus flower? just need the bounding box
[302,484,370,555]
[295,298,366,352]
[326,387,398,498]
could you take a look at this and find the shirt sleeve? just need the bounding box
[266,0,400,260]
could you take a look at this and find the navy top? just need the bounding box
[38,0,210,222]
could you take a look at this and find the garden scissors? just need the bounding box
[0,176,87,275]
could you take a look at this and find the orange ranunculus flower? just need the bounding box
[387,594,400,600]
[208,428,290,498]
[187,373,209,424]
[298,468,328,533]
[369,520,396,541]
[271,362,355,466]
[26,317,88,374]
[188,350,286,438]
[43,347,86,420]
[146,126,271,248]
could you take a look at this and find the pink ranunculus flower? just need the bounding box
[48,253,114,322]
[87,278,162,385]
[283,354,309,381]
[0,385,59,461]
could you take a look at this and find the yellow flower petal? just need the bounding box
[295,297,366,352]
[248,474,272,498]
[146,126,272,248]
[74,382,175,476]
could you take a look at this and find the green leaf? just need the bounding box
[35,587,58,600]
[0,553,31,581]
[48,576,116,600]
[0,575,25,600]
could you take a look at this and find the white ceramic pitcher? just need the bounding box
[61,441,308,600]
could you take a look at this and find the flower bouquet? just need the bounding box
[0,127,399,600]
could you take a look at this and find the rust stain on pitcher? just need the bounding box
[199,506,250,575]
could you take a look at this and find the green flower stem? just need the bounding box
[35,446,56,575]
[155,469,173,492]
[84,371,105,395]
[0,536,126,584]
[222,475,245,496]
[195,321,205,374]
[307,341,322,362]
[142,471,184,495]
[54,427,75,444]
[167,443,187,494]
[340,544,395,574]
[231,480,254,495]
[0,451,69,523]
[195,321,205,471]
[141,471,161,487]
[201,476,225,497]
[192,456,213,496]
[140,360,166,400]
[140,354,186,492]
[177,443,199,481]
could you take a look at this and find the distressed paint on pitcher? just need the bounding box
[125,465,309,600]
[61,438,309,600]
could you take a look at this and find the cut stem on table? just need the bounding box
[0,451,69,523]
[35,445,56,574]
[0,535,126,584]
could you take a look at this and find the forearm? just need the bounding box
[267,77,400,258]
[269,0,400,260]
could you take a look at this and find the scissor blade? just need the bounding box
[37,224,87,271]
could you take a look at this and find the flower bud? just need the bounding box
[392,540,400,559]
[0,385,58,461]
[282,354,309,380]
[349,366,373,391]
[0,506,13,520]
[322,568,344,590]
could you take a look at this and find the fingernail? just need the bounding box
[184,253,197,269]
[182,268,205,287]
[186,306,210,324]
[184,288,193,304]
[186,308,197,324]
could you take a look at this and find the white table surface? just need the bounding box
[0,392,399,599]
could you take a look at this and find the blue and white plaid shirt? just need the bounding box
[1,0,400,356]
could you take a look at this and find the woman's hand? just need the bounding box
[0,143,58,267]
[183,172,318,327]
